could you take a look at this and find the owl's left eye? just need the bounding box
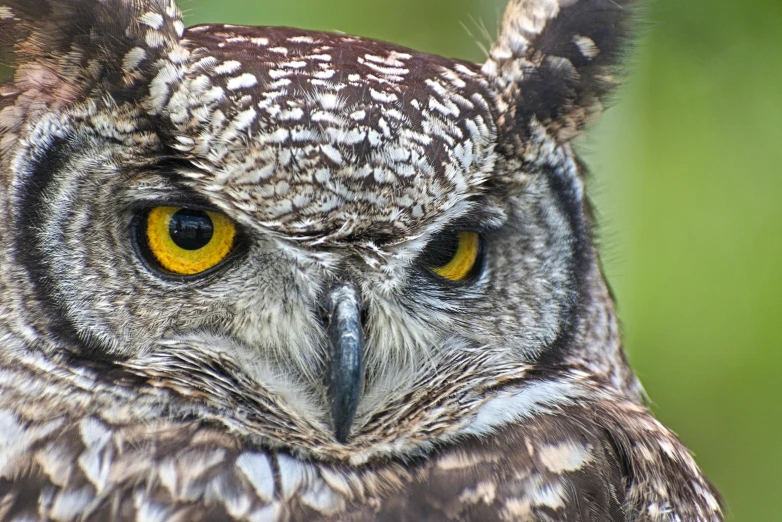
[142,206,237,276]
[422,231,484,282]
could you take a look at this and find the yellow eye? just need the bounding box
[427,231,482,281]
[145,207,236,275]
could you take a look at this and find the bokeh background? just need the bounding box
[3,0,779,519]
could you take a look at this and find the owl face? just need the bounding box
[0,0,614,460]
[2,24,582,453]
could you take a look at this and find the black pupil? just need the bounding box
[169,209,214,250]
[422,231,460,268]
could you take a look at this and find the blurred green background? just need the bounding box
[181,1,780,519]
[3,0,779,519]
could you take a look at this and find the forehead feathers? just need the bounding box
[160,25,499,242]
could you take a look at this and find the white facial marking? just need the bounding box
[214,60,242,76]
[466,380,588,436]
[226,73,259,91]
[139,12,164,30]
[573,35,600,59]
[122,47,148,73]
[236,452,276,502]
[277,454,312,500]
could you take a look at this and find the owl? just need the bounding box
[0,0,723,521]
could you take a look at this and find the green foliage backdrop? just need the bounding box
[183,2,781,519]
[1,1,777,519]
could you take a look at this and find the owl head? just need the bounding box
[0,0,638,460]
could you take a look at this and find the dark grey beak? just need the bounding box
[325,284,364,443]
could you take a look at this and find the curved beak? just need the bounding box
[325,284,364,443]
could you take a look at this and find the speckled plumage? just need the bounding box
[0,0,722,521]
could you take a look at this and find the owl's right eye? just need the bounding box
[140,206,237,276]
[421,231,484,282]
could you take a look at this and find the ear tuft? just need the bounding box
[484,0,639,154]
[0,0,184,105]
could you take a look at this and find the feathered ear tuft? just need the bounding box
[0,0,184,105]
[484,0,639,155]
